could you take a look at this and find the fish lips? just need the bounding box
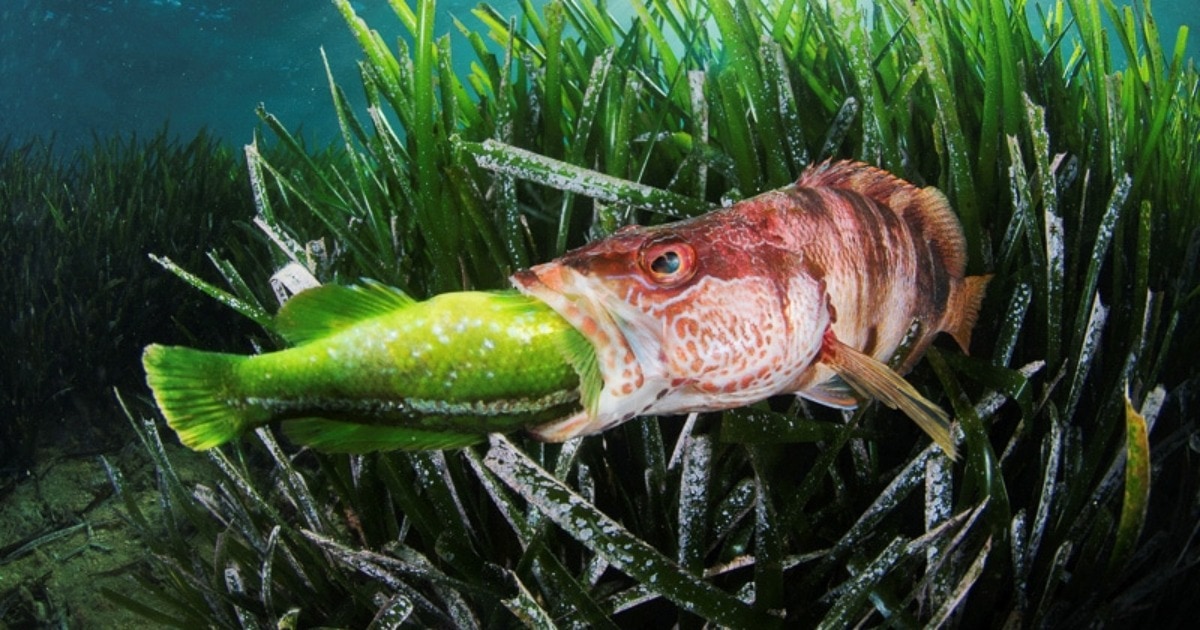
[512,262,664,437]
[511,262,640,378]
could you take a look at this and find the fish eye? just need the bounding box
[639,239,696,286]
[651,251,681,275]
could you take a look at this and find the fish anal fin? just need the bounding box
[282,418,484,452]
[820,332,958,459]
[943,274,991,354]
[276,280,415,345]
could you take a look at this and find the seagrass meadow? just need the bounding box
[0,130,270,470]
[5,0,1200,626]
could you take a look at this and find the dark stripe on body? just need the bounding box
[901,199,950,316]
[238,389,581,428]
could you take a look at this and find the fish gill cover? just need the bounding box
[3,0,1199,627]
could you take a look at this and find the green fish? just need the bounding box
[143,281,600,452]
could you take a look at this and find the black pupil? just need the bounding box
[651,251,681,275]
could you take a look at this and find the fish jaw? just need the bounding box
[512,236,832,440]
[512,261,666,439]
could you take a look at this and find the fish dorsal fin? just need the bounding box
[275,279,415,345]
[796,160,968,277]
[944,274,992,353]
[820,332,958,459]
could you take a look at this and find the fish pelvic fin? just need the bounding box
[526,410,592,442]
[142,344,266,450]
[943,274,992,354]
[819,333,958,459]
[797,160,968,278]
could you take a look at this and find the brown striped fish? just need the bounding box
[513,160,989,458]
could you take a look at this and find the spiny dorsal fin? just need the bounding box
[275,279,415,345]
[797,160,968,278]
[820,333,958,459]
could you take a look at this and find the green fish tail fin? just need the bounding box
[142,344,263,450]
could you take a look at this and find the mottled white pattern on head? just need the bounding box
[516,266,831,436]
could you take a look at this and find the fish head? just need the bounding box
[513,199,831,439]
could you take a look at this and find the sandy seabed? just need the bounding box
[0,437,211,628]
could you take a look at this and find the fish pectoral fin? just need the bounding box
[820,336,958,460]
[556,329,604,418]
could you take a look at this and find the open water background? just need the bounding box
[0,0,1196,154]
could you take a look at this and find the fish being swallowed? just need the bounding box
[144,160,984,456]
[144,287,599,452]
[514,160,989,458]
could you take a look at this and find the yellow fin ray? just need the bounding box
[821,336,958,459]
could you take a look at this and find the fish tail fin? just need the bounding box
[943,274,991,354]
[142,344,263,450]
[821,334,958,459]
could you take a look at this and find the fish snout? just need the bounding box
[512,263,566,293]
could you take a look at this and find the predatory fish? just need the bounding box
[143,285,601,452]
[145,160,982,456]
[514,160,989,458]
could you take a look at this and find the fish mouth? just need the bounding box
[512,263,663,438]
[511,263,638,376]
[511,265,613,344]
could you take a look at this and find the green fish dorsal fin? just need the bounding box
[275,279,415,345]
[558,329,603,418]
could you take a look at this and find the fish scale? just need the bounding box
[144,285,600,452]
[514,160,989,458]
[145,160,986,456]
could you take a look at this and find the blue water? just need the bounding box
[0,0,524,153]
[1,0,1195,154]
